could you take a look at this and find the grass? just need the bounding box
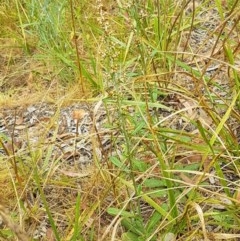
[0,0,240,240]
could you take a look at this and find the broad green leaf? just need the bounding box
[146,211,162,232]
[132,121,146,135]
[144,178,166,188]
[122,231,139,241]
[107,207,135,218]
[121,218,143,236]
[133,159,148,172]
[109,156,129,172]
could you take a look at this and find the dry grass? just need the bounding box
[0,0,240,240]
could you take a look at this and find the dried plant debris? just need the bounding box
[0,101,113,239]
[0,204,30,241]
[0,101,111,165]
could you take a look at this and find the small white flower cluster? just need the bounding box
[95,0,112,34]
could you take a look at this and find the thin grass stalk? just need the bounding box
[139,83,178,219]
[69,0,84,93]
[32,165,60,241]
[116,96,142,217]
[14,0,28,51]
[68,192,82,241]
